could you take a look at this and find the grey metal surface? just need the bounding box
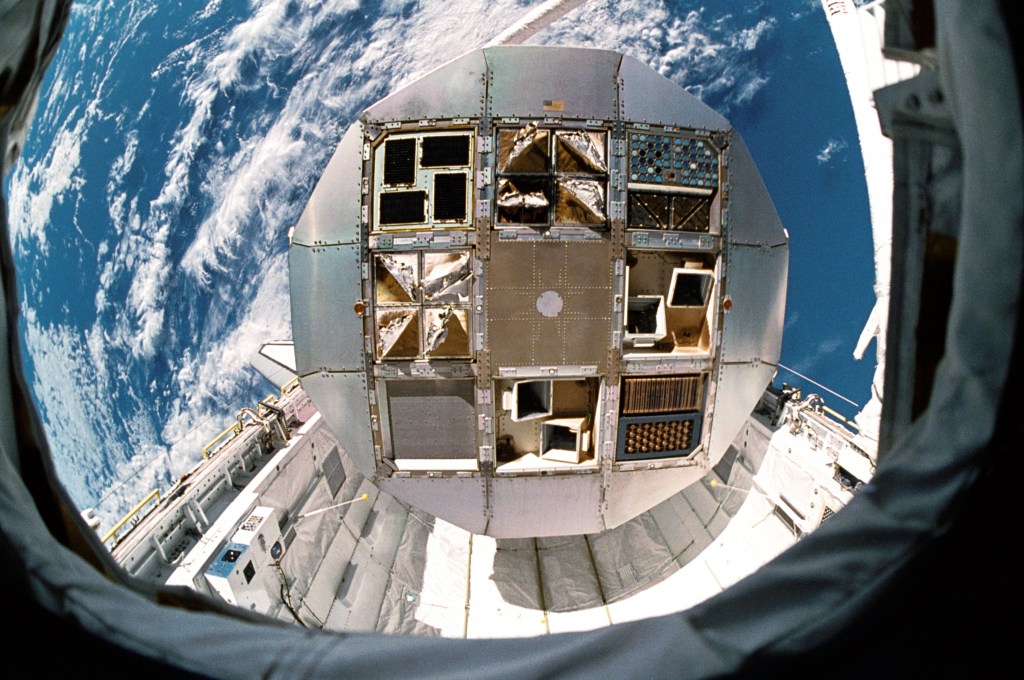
[484,46,621,121]
[718,242,788,364]
[487,238,612,371]
[723,135,788,247]
[289,244,366,374]
[291,124,364,246]
[363,50,488,124]
[289,45,788,537]
[487,474,603,538]
[250,341,297,391]
[386,379,476,459]
[301,372,376,479]
[603,464,706,530]
[874,70,958,456]
[705,361,777,469]
[617,54,729,132]
[378,476,489,535]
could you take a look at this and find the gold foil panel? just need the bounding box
[555,178,606,223]
[556,130,607,173]
[422,252,471,303]
[376,308,419,359]
[497,178,550,223]
[375,253,419,303]
[498,124,550,173]
[424,307,470,357]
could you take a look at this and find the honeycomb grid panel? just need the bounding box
[624,420,693,454]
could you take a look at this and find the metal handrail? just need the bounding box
[201,422,243,460]
[822,405,860,431]
[281,375,301,395]
[102,488,161,546]
[257,394,278,418]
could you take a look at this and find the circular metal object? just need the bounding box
[535,290,564,318]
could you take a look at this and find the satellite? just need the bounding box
[288,45,787,537]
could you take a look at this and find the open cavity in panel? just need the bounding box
[493,377,601,471]
[622,251,717,356]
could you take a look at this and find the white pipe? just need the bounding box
[486,0,588,47]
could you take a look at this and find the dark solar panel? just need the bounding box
[383,138,416,185]
[421,135,470,167]
[379,190,426,225]
[433,173,467,221]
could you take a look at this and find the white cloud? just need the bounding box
[793,335,846,375]
[535,1,776,111]
[162,254,292,479]
[7,113,88,254]
[817,137,848,164]
[19,306,132,508]
[734,74,769,105]
[179,0,539,287]
[791,1,823,21]
[734,17,777,51]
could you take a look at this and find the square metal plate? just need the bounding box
[387,379,476,459]
[487,238,612,372]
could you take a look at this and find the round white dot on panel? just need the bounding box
[536,290,564,318]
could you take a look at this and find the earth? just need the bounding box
[4,0,875,529]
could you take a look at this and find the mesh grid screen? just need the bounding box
[380,191,426,225]
[627,192,711,232]
[621,375,704,415]
[433,173,468,221]
[421,135,471,167]
[623,419,693,454]
[383,138,416,185]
